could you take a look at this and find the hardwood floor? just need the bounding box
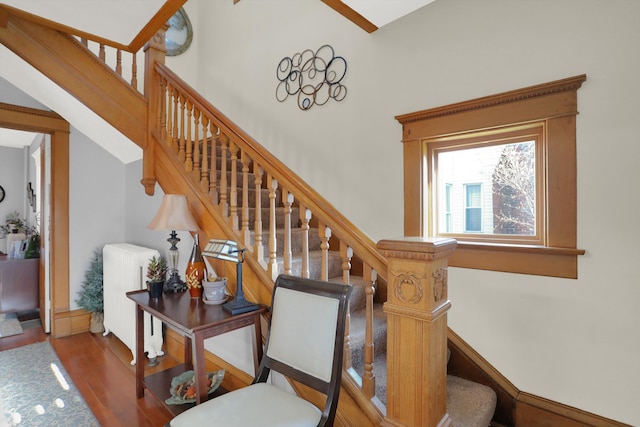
[0,322,180,427]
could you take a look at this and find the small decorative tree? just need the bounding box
[76,248,104,333]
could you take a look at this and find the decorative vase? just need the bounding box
[185,233,206,298]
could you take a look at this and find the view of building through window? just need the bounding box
[435,140,536,237]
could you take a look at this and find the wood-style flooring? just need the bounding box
[0,320,179,427]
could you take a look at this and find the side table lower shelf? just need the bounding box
[143,364,228,417]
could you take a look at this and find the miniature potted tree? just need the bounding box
[76,248,104,333]
[146,255,168,299]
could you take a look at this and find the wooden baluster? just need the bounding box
[209,125,219,204]
[200,116,210,193]
[131,52,138,90]
[267,176,279,281]
[282,189,293,275]
[341,243,353,370]
[156,76,164,137]
[362,265,377,400]
[193,108,201,178]
[116,49,122,76]
[319,223,331,281]
[219,134,229,217]
[253,165,265,267]
[241,151,251,248]
[81,38,88,47]
[165,83,174,147]
[299,205,311,278]
[341,243,352,285]
[229,142,239,232]
[159,78,167,142]
[99,44,106,62]
[172,89,180,154]
[178,94,186,161]
[185,100,193,172]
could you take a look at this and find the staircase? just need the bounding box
[1,12,498,425]
[212,143,498,426]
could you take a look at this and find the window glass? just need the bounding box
[464,184,482,232]
[435,140,536,239]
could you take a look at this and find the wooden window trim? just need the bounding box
[396,75,587,278]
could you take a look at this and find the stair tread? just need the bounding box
[447,375,497,427]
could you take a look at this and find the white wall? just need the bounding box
[0,145,39,254]
[68,128,128,309]
[0,147,26,233]
[162,0,640,423]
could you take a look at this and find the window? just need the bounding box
[444,183,452,232]
[464,184,482,232]
[396,75,586,278]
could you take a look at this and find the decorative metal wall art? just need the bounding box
[276,44,347,111]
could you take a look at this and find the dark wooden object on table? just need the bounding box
[0,255,39,314]
[126,290,267,417]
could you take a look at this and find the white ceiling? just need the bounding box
[342,0,436,27]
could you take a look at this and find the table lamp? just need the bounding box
[203,238,259,315]
[147,194,198,293]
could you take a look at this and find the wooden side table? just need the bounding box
[126,290,267,416]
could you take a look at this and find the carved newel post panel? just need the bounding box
[377,237,457,427]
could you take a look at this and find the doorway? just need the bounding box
[0,102,70,337]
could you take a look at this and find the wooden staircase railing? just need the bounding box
[77,37,142,92]
[148,62,389,420]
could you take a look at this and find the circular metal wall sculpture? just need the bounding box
[276,44,347,111]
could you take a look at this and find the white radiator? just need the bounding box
[102,243,164,365]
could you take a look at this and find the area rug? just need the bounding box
[0,341,100,426]
[0,313,23,338]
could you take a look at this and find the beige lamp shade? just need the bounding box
[147,194,198,231]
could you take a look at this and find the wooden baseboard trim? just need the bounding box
[516,392,632,427]
[52,308,90,338]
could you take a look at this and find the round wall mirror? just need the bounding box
[166,7,193,56]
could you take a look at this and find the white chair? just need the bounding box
[168,274,352,427]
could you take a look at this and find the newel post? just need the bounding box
[141,25,167,196]
[377,237,457,427]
